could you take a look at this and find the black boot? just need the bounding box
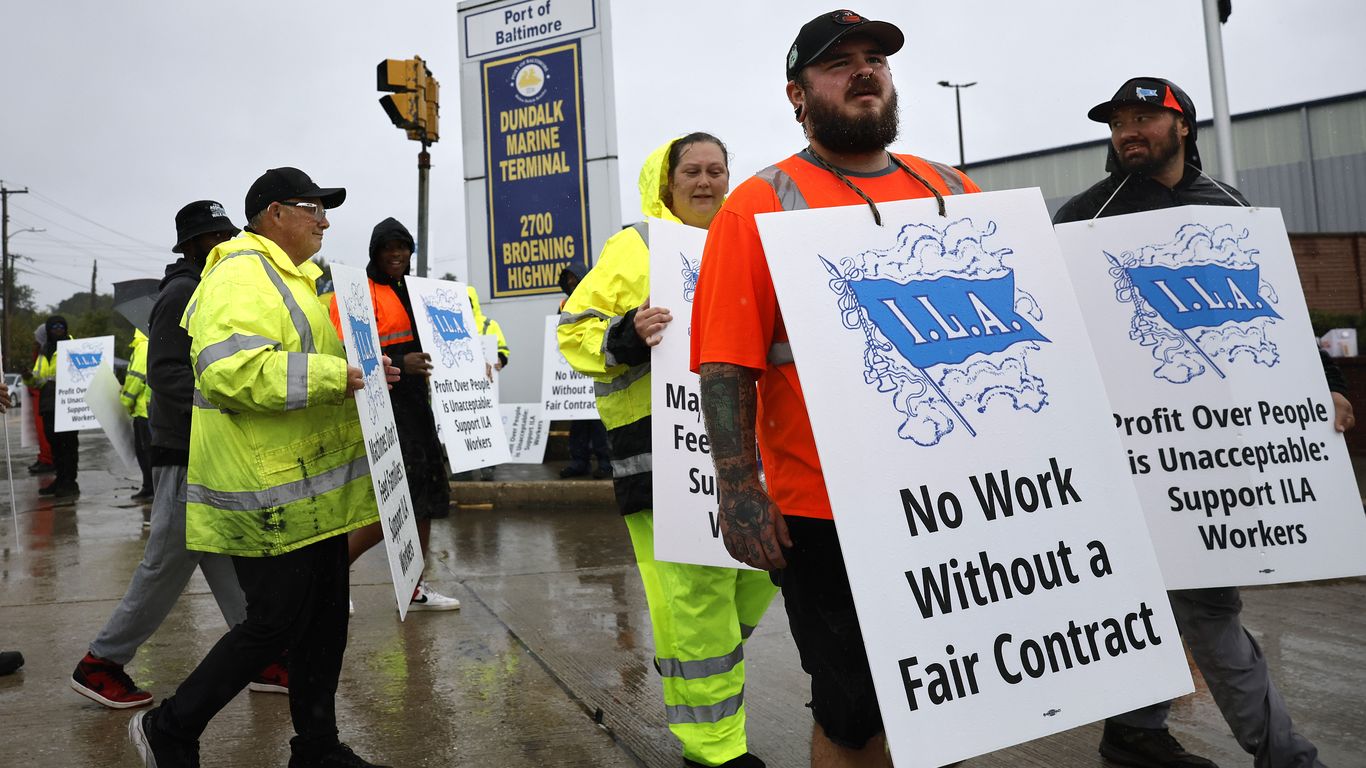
[1099,721,1218,768]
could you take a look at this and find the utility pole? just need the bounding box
[937,81,977,168]
[90,261,97,312]
[417,147,431,278]
[1,183,31,369]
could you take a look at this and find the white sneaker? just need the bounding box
[408,580,460,611]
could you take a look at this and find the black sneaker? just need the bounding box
[592,464,613,479]
[53,483,80,499]
[28,461,55,474]
[0,650,24,676]
[128,708,201,768]
[1100,721,1218,768]
[38,483,57,496]
[685,755,766,768]
[288,743,390,768]
[559,464,589,478]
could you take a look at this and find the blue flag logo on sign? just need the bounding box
[65,347,104,384]
[421,290,477,369]
[1110,223,1281,383]
[349,315,380,377]
[342,284,388,421]
[826,217,1050,446]
[427,305,471,342]
[70,352,102,370]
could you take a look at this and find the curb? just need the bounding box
[450,478,615,508]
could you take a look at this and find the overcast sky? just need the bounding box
[2,0,1363,309]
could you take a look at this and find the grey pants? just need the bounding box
[89,464,247,665]
[1111,587,1323,768]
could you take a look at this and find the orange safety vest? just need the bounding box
[328,279,414,346]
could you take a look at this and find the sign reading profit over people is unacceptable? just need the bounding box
[1057,206,1366,589]
[648,218,755,570]
[407,275,510,473]
[758,189,1191,767]
[330,265,424,620]
[56,336,114,432]
[482,40,590,297]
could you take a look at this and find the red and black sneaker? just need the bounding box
[70,652,153,709]
[248,661,289,694]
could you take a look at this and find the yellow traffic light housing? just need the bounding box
[377,56,439,144]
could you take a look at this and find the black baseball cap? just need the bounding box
[244,167,346,222]
[1087,77,1195,125]
[786,9,904,81]
[172,200,238,253]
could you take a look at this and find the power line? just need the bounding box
[9,203,163,256]
[28,190,164,250]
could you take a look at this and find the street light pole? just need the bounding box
[1,183,31,370]
[937,80,977,168]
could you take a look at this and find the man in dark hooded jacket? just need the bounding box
[1057,77,1338,768]
[329,217,460,612]
[556,263,612,479]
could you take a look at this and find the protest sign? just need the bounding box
[1057,206,1366,588]
[408,275,510,473]
[648,218,752,569]
[500,403,549,464]
[541,314,600,420]
[56,336,113,432]
[331,265,424,619]
[84,365,137,472]
[758,188,1190,767]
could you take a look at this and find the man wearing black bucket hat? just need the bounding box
[129,169,392,768]
[1057,79,1336,768]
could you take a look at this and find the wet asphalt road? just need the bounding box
[1,417,1363,766]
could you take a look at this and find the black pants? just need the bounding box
[40,409,79,486]
[567,419,611,469]
[156,535,349,757]
[132,416,153,493]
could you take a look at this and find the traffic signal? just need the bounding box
[377,57,439,143]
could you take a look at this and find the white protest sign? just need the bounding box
[541,314,600,420]
[1057,206,1366,589]
[331,265,424,620]
[56,336,114,432]
[758,189,1190,767]
[649,219,752,569]
[17,385,35,448]
[85,365,137,472]
[500,403,549,463]
[407,275,510,472]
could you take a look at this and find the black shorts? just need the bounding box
[774,515,882,748]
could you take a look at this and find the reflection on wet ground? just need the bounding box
[1,422,1363,766]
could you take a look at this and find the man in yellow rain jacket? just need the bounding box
[129,168,390,768]
[120,330,154,500]
[559,137,776,768]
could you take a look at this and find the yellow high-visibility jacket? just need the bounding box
[182,231,377,556]
[120,330,150,419]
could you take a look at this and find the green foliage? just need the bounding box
[1308,309,1366,341]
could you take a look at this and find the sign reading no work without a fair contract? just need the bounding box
[759,188,1191,767]
[56,336,114,432]
[541,314,599,420]
[648,218,755,570]
[482,39,591,297]
[407,275,510,473]
[1057,206,1366,589]
[330,265,424,620]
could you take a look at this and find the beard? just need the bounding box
[1116,121,1183,176]
[805,83,900,154]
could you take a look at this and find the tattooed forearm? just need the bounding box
[699,362,758,479]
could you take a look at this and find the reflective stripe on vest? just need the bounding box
[611,451,652,477]
[254,253,316,354]
[756,168,810,365]
[196,333,281,378]
[664,687,745,724]
[657,642,744,681]
[594,361,650,397]
[924,160,966,195]
[187,454,369,511]
[629,221,649,246]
